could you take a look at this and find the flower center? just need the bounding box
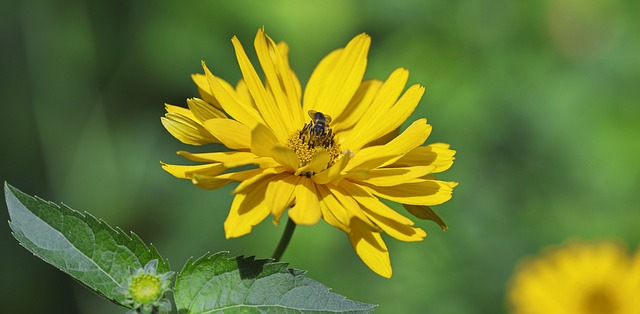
[582,287,619,314]
[286,111,341,177]
[129,273,162,304]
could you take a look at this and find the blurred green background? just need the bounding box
[2,0,639,313]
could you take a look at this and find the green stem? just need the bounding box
[271,218,297,261]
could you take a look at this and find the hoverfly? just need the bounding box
[300,110,333,148]
[307,110,332,137]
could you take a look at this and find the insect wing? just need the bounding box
[324,114,332,124]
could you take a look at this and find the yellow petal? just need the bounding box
[345,119,432,172]
[368,84,426,147]
[232,34,289,142]
[277,41,302,105]
[392,143,456,173]
[303,48,340,113]
[365,209,426,242]
[364,127,400,148]
[254,28,304,130]
[348,218,392,278]
[161,162,226,179]
[338,68,408,148]
[161,113,217,145]
[303,33,370,119]
[328,184,376,229]
[177,151,274,168]
[203,119,251,150]
[369,68,408,112]
[332,79,383,133]
[338,180,414,226]
[235,79,257,110]
[202,61,264,128]
[342,72,425,152]
[288,178,321,225]
[192,168,263,190]
[295,150,330,176]
[186,98,226,122]
[265,173,299,225]
[356,165,436,187]
[233,167,286,194]
[191,174,233,190]
[224,178,270,238]
[271,145,299,171]
[251,124,280,157]
[315,184,351,232]
[361,179,457,206]
[191,73,222,110]
[403,204,448,230]
[165,103,197,120]
[312,150,353,185]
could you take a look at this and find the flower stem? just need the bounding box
[272,218,297,261]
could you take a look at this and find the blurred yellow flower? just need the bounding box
[161,28,457,278]
[508,241,640,314]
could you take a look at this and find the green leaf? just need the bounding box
[174,252,376,314]
[4,182,170,307]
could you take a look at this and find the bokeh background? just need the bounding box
[1,0,639,313]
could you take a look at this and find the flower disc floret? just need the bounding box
[286,129,342,174]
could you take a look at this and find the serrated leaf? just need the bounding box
[175,252,376,314]
[4,182,170,307]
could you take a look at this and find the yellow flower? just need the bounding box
[161,28,457,278]
[508,241,640,314]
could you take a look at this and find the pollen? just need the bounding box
[287,125,342,176]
